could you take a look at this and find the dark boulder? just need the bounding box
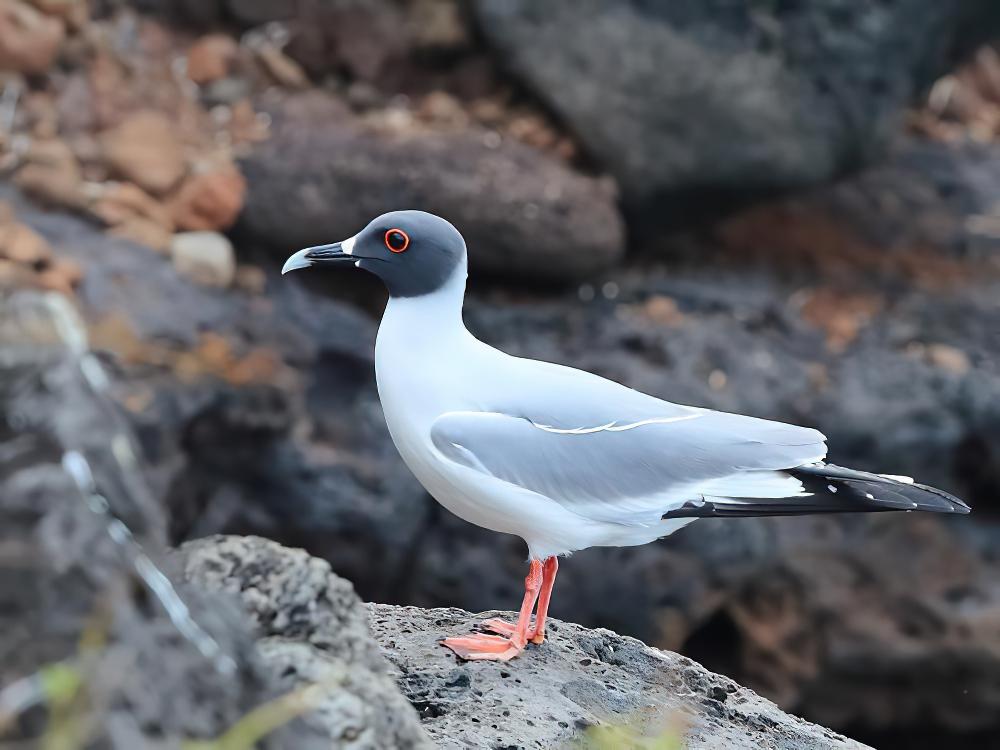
[472,0,1000,217]
[236,93,625,283]
[0,291,320,749]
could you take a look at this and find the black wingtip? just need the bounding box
[792,463,971,516]
[658,463,971,521]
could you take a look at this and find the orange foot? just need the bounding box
[441,632,524,661]
[481,617,545,645]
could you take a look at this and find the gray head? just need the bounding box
[282,210,467,298]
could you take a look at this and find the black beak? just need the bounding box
[282,241,356,274]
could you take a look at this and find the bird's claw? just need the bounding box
[481,617,546,645]
[441,632,524,661]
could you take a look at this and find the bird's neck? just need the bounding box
[378,264,470,351]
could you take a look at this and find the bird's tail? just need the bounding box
[662,463,970,519]
[786,463,969,514]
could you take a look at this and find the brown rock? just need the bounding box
[34,269,72,295]
[91,181,174,231]
[0,213,52,266]
[108,217,173,254]
[799,288,882,353]
[233,264,266,294]
[0,257,33,289]
[186,33,239,85]
[642,295,686,327]
[49,255,83,285]
[417,91,469,128]
[409,0,469,51]
[925,343,971,374]
[169,166,246,231]
[13,136,88,211]
[100,111,187,196]
[29,0,87,29]
[0,0,64,75]
[22,135,78,175]
[254,44,309,89]
[14,162,87,211]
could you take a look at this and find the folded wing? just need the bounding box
[430,406,828,527]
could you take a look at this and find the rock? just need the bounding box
[282,0,408,83]
[170,230,236,287]
[222,0,292,27]
[0,204,81,295]
[108,215,173,253]
[0,292,315,749]
[185,33,239,85]
[178,534,862,749]
[923,343,971,374]
[0,257,33,289]
[170,166,247,231]
[471,0,1000,215]
[237,94,624,282]
[90,181,174,231]
[29,0,87,28]
[180,536,432,749]
[14,163,87,212]
[0,0,64,75]
[254,44,310,89]
[409,0,469,52]
[0,208,52,265]
[91,181,175,253]
[35,255,82,295]
[370,604,866,749]
[100,111,188,196]
[234,263,267,294]
[199,75,253,107]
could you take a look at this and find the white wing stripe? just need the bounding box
[532,414,701,434]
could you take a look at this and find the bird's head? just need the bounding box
[282,210,467,298]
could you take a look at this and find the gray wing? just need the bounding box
[431,373,827,527]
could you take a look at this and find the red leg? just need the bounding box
[442,559,543,661]
[529,556,558,644]
[480,556,559,641]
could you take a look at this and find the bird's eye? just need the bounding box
[384,229,410,253]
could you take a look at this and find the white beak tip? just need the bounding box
[282,248,312,275]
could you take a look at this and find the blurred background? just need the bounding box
[0,0,998,748]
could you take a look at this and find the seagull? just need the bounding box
[283,210,970,661]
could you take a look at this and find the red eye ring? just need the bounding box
[384,228,410,253]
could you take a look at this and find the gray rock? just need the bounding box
[180,535,431,749]
[0,291,315,750]
[237,92,625,283]
[472,0,1000,214]
[368,604,869,749]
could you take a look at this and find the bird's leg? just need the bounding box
[529,556,558,644]
[441,559,543,661]
[482,555,559,643]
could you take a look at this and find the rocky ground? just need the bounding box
[370,603,868,750]
[1,1,1000,748]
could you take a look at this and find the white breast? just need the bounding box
[374,274,499,528]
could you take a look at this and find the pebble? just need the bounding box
[170,231,236,288]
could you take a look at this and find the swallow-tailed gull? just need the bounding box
[283,210,970,661]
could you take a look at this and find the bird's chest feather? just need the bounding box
[373,316,513,524]
[375,318,466,476]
